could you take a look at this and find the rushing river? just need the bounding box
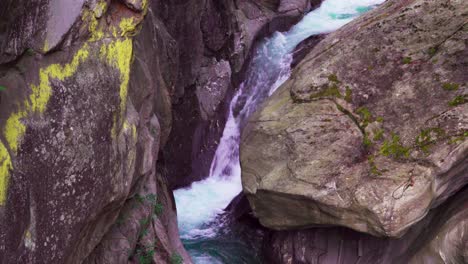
[174,0,385,263]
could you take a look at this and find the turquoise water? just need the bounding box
[174,1,385,263]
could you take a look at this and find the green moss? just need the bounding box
[344,86,352,102]
[448,94,468,107]
[328,74,340,83]
[402,57,412,64]
[368,155,382,176]
[376,116,384,123]
[135,194,145,204]
[26,48,35,56]
[363,135,373,148]
[373,129,384,141]
[415,127,445,153]
[442,82,459,91]
[380,133,411,159]
[356,107,373,127]
[135,245,155,264]
[428,47,437,56]
[170,253,183,264]
[449,131,468,144]
[0,85,5,91]
[310,83,342,100]
[154,202,164,216]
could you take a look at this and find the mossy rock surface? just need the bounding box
[241,0,468,242]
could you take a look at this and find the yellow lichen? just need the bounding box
[0,142,12,205]
[4,112,27,153]
[43,39,50,53]
[119,17,137,37]
[0,44,90,205]
[100,38,133,117]
[131,124,137,141]
[100,38,133,139]
[93,1,108,18]
[82,9,104,41]
[142,0,149,15]
[30,45,90,113]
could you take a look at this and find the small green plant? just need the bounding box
[328,73,340,83]
[135,246,155,264]
[170,253,183,264]
[26,48,35,56]
[0,85,6,91]
[356,107,373,127]
[449,131,468,144]
[376,116,384,123]
[139,217,150,227]
[363,135,372,148]
[373,129,384,141]
[310,83,342,100]
[415,127,445,153]
[402,57,412,64]
[344,86,352,102]
[368,155,382,176]
[153,202,164,216]
[428,47,437,56]
[140,193,164,216]
[380,133,411,159]
[135,194,145,204]
[448,95,467,107]
[442,82,459,91]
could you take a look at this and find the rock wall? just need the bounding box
[0,0,190,263]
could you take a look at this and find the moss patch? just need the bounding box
[402,57,412,64]
[328,73,340,83]
[356,107,373,127]
[428,47,437,56]
[310,83,342,100]
[415,127,445,153]
[368,155,383,176]
[380,133,411,159]
[448,94,467,107]
[373,128,384,141]
[344,86,352,102]
[449,131,468,144]
[442,82,459,91]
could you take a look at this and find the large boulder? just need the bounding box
[241,0,468,238]
[0,1,190,263]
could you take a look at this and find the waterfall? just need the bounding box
[174,0,385,262]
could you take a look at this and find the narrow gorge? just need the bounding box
[0,0,466,264]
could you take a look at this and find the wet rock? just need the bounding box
[241,0,468,238]
[156,0,320,189]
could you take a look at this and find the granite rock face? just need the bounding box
[241,0,467,238]
[0,1,190,263]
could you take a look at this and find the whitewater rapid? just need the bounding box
[174,0,385,262]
